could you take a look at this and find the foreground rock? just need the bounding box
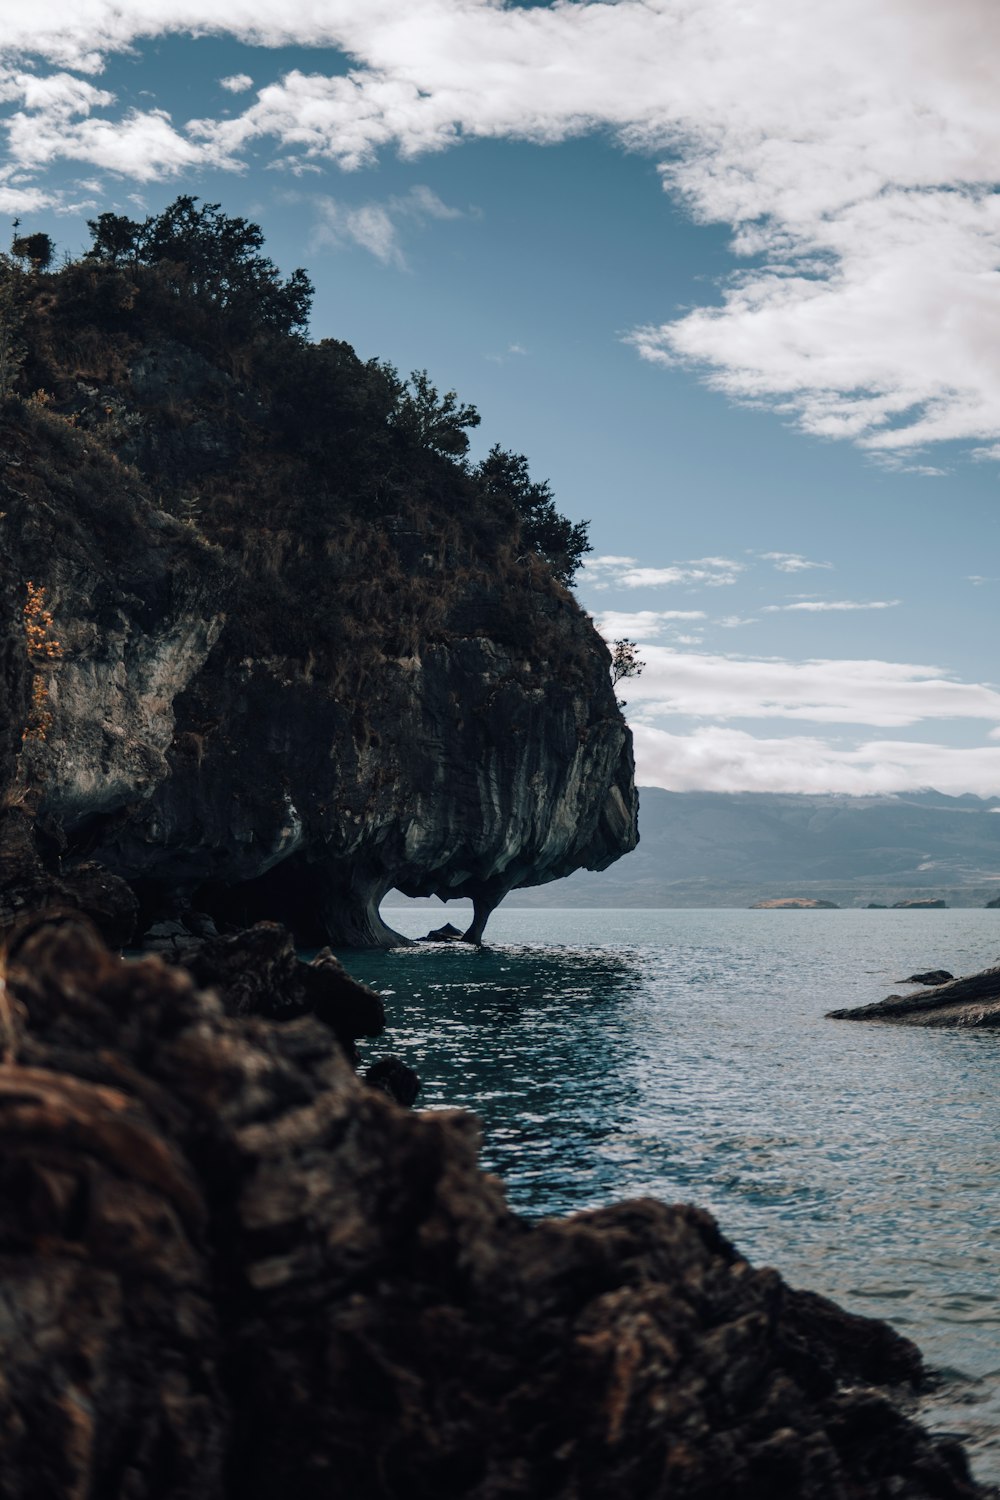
[829,965,1000,1026]
[0,913,989,1500]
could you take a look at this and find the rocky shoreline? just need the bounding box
[0,909,994,1499]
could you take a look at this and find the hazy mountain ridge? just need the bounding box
[389,789,1000,909]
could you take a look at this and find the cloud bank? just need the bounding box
[618,646,1000,729]
[631,724,1000,797]
[2,1,1000,455]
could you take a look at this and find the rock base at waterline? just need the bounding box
[830,965,1000,1026]
[0,913,989,1500]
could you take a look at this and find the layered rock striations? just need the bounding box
[0,246,636,946]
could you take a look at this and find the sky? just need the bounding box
[1,0,999,796]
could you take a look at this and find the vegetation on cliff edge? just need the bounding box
[0,198,593,653]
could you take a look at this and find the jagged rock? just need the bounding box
[0,814,138,948]
[899,969,954,986]
[139,916,204,959]
[830,965,1000,1026]
[365,1053,422,1107]
[0,913,989,1500]
[423,921,467,942]
[182,922,385,1053]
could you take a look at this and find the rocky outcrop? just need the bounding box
[0,387,636,948]
[0,912,988,1500]
[829,965,1000,1026]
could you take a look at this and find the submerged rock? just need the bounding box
[0,913,988,1500]
[899,969,954,986]
[365,1053,422,1107]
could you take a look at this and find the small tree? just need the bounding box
[610,638,644,707]
[390,369,481,457]
[11,232,53,272]
[85,196,314,336]
[474,445,591,586]
[85,212,144,266]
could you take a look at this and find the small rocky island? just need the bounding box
[750,897,839,909]
[0,206,994,1497]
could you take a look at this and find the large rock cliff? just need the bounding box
[0,251,636,946]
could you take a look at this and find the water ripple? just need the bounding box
[342,907,1000,1483]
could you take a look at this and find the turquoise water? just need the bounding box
[340,907,1000,1480]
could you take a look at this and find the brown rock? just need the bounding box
[0,913,988,1500]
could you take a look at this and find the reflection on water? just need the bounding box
[340,908,1000,1482]
[344,942,646,1211]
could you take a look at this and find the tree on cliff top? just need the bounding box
[86,196,313,337]
[475,445,591,587]
[12,197,592,589]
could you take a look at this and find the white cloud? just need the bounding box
[5,105,220,179]
[631,724,1000,797]
[714,615,758,628]
[488,340,529,363]
[621,646,1000,728]
[220,73,254,94]
[761,551,832,573]
[582,555,744,590]
[599,606,707,642]
[596,609,706,640]
[762,599,901,613]
[4,2,1000,454]
[311,183,465,266]
[583,555,639,571]
[0,183,58,213]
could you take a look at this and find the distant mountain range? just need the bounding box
[388,789,1000,909]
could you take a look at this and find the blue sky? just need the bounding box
[2,0,999,794]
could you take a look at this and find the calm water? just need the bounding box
[339,907,1000,1481]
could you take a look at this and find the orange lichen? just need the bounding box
[22,581,62,743]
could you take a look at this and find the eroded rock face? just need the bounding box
[0,914,987,1500]
[1,411,636,947]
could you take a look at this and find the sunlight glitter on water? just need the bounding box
[340,907,1000,1481]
